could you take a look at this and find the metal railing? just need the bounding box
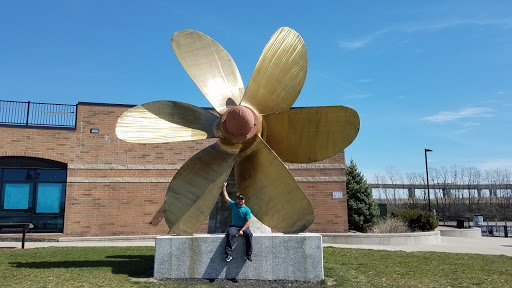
[438,216,511,237]
[0,100,76,128]
[480,225,511,237]
[437,216,472,228]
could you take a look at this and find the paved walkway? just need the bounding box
[325,235,512,256]
[1,232,511,256]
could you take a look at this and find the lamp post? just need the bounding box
[425,148,432,212]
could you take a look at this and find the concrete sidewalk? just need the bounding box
[324,235,512,256]
[1,233,512,256]
[0,235,157,249]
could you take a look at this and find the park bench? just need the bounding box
[0,223,34,249]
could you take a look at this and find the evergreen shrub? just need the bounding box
[390,209,439,232]
[346,159,380,232]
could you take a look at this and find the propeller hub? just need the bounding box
[221,105,259,141]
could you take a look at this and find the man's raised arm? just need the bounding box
[222,182,231,204]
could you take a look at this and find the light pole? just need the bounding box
[425,148,432,212]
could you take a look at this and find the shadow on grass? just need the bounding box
[10,254,154,278]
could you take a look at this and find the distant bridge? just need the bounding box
[369,183,512,198]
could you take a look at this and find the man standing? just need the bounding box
[222,182,253,262]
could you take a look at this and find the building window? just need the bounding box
[2,183,32,209]
[36,183,64,213]
[0,157,67,232]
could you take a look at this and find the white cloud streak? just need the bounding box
[338,18,512,50]
[480,159,512,171]
[338,30,388,50]
[358,78,374,83]
[454,121,481,134]
[422,107,493,123]
[344,93,371,99]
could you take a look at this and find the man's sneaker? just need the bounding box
[225,255,232,262]
[246,255,252,261]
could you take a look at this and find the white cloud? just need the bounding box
[454,121,481,134]
[401,18,512,33]
[422,107,493,123]
[344,93,371,99]
[338,18,512,50]
[479,159,512,171]
[338,30,388,50]
[358,78,373,83]
[338,39,370,50]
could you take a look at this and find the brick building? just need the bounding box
[0,101,348,236]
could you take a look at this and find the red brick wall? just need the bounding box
[0,102,348,236]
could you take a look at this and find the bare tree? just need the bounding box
[370,164,512,220]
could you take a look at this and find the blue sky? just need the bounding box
[1,1,511,181]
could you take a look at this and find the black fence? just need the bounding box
[0,100,76,128]
[480,225,511,237]
[438,216,511,237]
[437,216,472,229]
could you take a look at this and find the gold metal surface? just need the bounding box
[116,100,219,143]
[172,30,245,114]
[235,136,315,233]
[115,28,361,235]
[242,27,307,115]
[262,106,360,163]
[164,142,239,235]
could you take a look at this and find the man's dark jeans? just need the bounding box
[225,225,253,257]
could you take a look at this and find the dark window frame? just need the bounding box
[0,157,68,232]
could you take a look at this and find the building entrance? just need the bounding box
[0,157,67,232]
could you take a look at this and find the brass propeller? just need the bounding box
[241,27,307,115]
[164,142,239,235]
[235,136,315,233]
[172,30,245,114]
[115,27,360,235]
[116,100,219,143]
[262,106,360,163]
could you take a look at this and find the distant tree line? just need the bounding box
[371,166,512,220]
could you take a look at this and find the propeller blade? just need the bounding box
[235,136,314,233]
[165,141,239,235]
[262,106,360,163]
[116,100,219,143]
[242,27,307,115]
[172,30,245,113]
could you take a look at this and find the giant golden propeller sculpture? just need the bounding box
[116,27,360,235]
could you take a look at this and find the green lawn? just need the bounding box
[323,247,512,287]
[0,246,511,287]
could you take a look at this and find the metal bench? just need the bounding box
[0,223,34,249]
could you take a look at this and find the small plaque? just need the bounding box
[332,191,343,199]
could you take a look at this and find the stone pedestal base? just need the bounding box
[154,233,323,282]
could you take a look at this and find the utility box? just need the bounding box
[378,203,387,218]
[473,215,483,227]
[456,218,465,229]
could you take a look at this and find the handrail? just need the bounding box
[0,100,76,128]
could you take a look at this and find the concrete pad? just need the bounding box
[153,233,323,281]
[325,236,512,257]
[321,231,440,246]
[0,240,155,249]
[59,235,158,242]
[439,228,481,238]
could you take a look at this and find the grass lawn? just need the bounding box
[0,246,511,287]
[323,247,512,287]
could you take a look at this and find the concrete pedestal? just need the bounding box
[154,233,323,282]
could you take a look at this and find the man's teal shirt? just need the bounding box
[230,200,252,227]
